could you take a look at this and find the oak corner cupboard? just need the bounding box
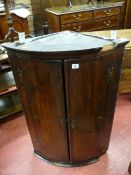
[2,31,129,167]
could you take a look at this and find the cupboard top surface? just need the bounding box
[45,2,123,15]
[2,31,129,54]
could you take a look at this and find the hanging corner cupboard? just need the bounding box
[2,31,129,167]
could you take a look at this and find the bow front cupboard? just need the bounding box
[2,31,128,166]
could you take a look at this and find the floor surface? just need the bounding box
[0,94,131,175]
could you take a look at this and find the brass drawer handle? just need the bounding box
[73,14,81,20]
[104,9,111,15]
[73,26,81,31]
[104,20,111,26]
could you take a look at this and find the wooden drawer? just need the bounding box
[61,16,120,32]
[60,11,92,24]
[93,16,120,30]
[94,7,121,18]
[61,21,93,32]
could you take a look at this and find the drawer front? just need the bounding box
[94,7,121,18]
[61,16,120,32]
[62,24,82,32]
[61,11,92,24]
[93,16,120,30]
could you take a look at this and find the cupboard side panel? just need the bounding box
[98,48,125,154]
[8,53,39,151]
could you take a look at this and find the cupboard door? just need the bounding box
[64,57,109,163]
[10,56,69,162]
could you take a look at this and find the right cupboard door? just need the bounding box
[64,49,123,163]
[64,57,108,163]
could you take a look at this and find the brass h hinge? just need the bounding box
[17,68,25,84]
[107,65,114,84]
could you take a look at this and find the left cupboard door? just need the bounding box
[10,55,69,163]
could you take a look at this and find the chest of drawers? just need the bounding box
[45,2,124,32]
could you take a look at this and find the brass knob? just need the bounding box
[98,116,102,119]
[73,26,82,31]
[104,9,111,15]
[73,14,81,20]
[104,20,111,26]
